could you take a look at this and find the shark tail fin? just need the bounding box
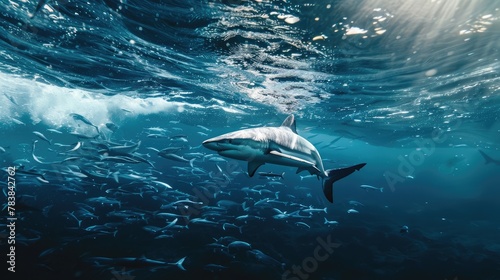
[479,150,494,164]
[323,163,366,203]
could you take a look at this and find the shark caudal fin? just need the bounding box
[323,163,366,203]
[478,150,496,165]
[478,150,492,164]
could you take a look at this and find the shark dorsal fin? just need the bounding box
[248,161,264,177]
[281,115,297,134]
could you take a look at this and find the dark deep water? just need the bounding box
[1,0,499,279]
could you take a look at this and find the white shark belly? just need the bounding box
[262,152,315,169]
[218,149,261,161]
[219,146,315,168]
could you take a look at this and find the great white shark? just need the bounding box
[202,115,366,202]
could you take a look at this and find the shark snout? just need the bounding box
[203,137,237,152]
[202,139,216,149]
[202,138,224,151]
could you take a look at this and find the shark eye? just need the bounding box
[228,139,233,144]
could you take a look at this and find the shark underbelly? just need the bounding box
[218,141,324,177]
[265,153,313,168]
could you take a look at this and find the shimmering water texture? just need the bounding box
[0,1,499,280]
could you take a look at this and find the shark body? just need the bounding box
[202,115,366,202]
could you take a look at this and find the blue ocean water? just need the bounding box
[0,0,499,279]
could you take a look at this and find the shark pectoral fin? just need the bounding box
[268,150,314,166]
[296,167,306,174]
[248,161,265,177]
[310,166,322,175]
[478,150,496,165]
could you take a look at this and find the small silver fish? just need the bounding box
[33,131,52,145]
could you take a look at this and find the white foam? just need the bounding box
[0,73,213,130]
